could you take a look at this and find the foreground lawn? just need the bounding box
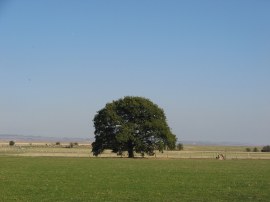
[0,157,269,201]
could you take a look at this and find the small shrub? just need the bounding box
[56,142,61,146]
[69,142,74,148]
[253,147,258,152]
[176,143,184,151]
[245,148,251,152]
[261,145,270,152]
[9,140,15,146]
[73,142,79,146]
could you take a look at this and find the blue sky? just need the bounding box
[0,0,269,144]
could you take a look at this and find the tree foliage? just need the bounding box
[9,140,15,146]
[253,147,258,152]
[245,148,251,152]
[92,96,177,157]
[177,142,184,151]
[261,145,270,152]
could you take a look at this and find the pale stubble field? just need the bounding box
[1,142,269,159]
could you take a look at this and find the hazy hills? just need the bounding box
[0,134,255,146]
[0,134,91,143]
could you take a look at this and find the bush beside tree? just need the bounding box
[176,143,184,151]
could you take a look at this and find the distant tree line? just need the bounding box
[55,141,79,148]
[245,145,270,152]
[245,147,258,152]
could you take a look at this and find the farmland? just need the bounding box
[0,142,269,159]
[1,142,269,201]
[0,156,270,201]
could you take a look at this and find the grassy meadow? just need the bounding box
[0,157,270,202]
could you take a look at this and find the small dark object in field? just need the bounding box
[177,143,184,151]
[253,147,258,152]
[9,141,15,146]
[216,154,225,160]
[246,148,251,152]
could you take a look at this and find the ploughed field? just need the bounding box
[0,157,269,201]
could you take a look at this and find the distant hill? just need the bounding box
[0,134,92,143]
[0,134,256,146]
[181,140,258,146]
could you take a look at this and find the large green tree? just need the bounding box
[92,96,177,158]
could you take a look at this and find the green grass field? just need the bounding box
[0,157,269,201]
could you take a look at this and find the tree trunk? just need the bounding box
[128,148,134,158]
[127,141,134,158]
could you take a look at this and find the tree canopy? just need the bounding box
[92,96,177,158]
[261,145,270,152]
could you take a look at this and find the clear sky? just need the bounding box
[0,0,269,144]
